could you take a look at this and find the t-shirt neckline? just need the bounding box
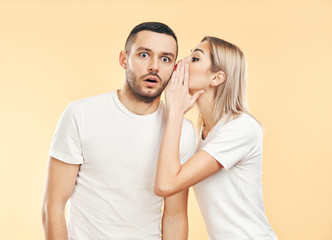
[111,90,163,118]
[201,113,244,142]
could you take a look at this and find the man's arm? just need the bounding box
[162,189,189,240]
[42,157,80,240]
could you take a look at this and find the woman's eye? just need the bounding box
[192,57,199,62]
[140,52,149,58]
[161,56,170,63]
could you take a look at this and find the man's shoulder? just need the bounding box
[181,117,196,140]
[182,117,195,129]
[67,91,114,111]
[72,91,113,105]
[158,101,195,135]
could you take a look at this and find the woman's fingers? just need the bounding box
[169,60,182,88]
[169,71,176,88]
[191,90,204,104]
[183,63,189,88]
[166,60,202,114]
[179,61,185,86]
[182,90,204,114]
[173,61,182,86]
[173,60,187,87]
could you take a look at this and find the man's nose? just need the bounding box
[148,57,159,73]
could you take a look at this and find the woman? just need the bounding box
[154,37,278,239]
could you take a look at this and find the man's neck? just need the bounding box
[117,89,161,115]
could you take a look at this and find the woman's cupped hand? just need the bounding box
[166,60,204,115]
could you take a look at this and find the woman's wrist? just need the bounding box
[167,109,184,122]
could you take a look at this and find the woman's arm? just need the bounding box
[154,62,222,197]
[155,114,222,197]
[162,190,189,240]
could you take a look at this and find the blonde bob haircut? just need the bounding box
[199,36,256,128]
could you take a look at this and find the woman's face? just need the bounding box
[183,41,213,94]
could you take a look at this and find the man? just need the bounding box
[42,22,196,240]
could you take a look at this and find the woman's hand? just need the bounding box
[166,61,204,115]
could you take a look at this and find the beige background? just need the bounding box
[1,0,331,239]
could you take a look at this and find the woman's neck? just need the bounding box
[195,91,215,138]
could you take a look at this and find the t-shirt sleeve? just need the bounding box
[179,118,197,165]
[201,119,258,170]
[48,102,84,164]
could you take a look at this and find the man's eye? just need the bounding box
[140,52,149,58]
[161,56,170,63]
[192,57,199,62]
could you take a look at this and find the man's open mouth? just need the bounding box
[144,78,159,87]
[145,79,157,83]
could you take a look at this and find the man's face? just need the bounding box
[122,30,177,103]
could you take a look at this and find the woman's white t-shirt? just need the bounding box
[194,114,278,240]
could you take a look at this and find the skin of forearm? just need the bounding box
[42,204,68,240]
[156,111,184,193]
[162,214,188,240]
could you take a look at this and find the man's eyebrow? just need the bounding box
[136,47,152,52]
[135,47,175,59]
[191,48,204,54]
[162,52,175,58]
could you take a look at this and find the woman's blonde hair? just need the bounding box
[198,36,254,128]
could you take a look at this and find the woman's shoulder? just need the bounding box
[214,113,262,141]
[238,113,262,130]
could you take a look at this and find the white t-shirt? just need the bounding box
[194,114,278,240]
[49,91,196,240]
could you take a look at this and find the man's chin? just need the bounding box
[138,92,162,103]
[140,86,164,97]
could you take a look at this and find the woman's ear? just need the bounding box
[119,50,127,69]
[210,71,226,86]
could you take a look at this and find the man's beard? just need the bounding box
[125,68,170,103]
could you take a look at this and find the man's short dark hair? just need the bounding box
[125,22,178,55]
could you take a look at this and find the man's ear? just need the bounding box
[210,71,226,87]
[119,50,127,69]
